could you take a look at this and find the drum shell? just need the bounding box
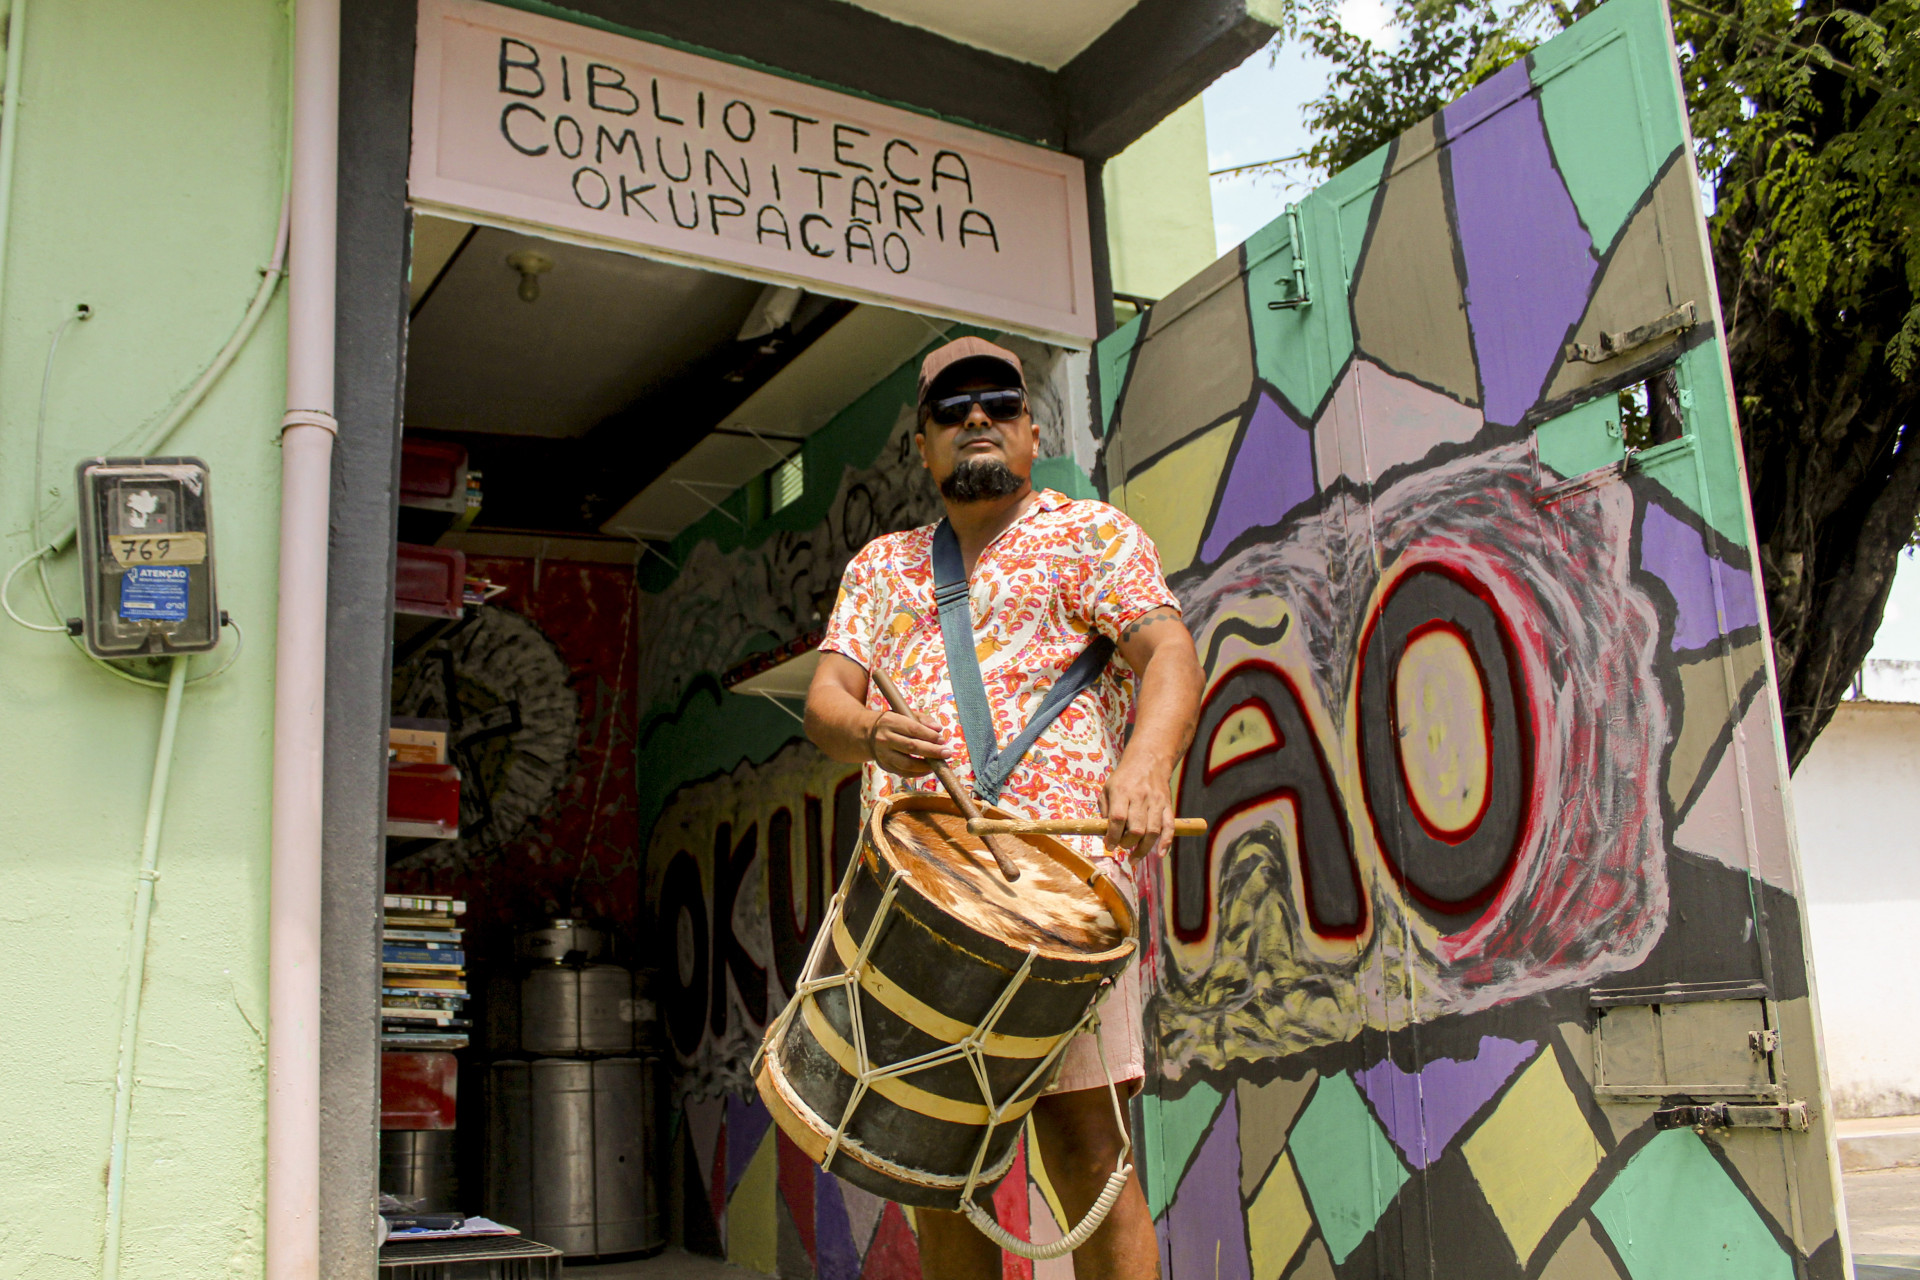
[380,1128,459,1213]
[520,964,634,1055]
[486,1058,663,1257]
[758,794,1135,1209]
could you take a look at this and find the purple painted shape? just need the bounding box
[1639,502,1761,650]
[814,1169,863,1280]
[1353,1037,1537,1170]
[726,1090,774,1198]
[1164,1091,1252,1280]
[1200,391,1316,561]
[1444,61,1596,427]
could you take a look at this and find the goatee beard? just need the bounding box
[941,458,1024,502]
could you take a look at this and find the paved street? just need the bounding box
[1849,1164,1920,1276]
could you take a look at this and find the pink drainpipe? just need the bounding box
[269,0,339,1274]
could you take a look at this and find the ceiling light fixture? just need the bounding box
[506,250,554,303]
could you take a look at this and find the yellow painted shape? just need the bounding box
[1111,418,1240,574]
[1248,1152,1313,1280]
[1461,1052,1604,1265]
[1393,628,1490,835]
[726,1124,779,1274]
[1026,1115,1071,1235]
[1208,703,1280,776]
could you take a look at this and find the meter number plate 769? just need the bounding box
[109,532,207,567]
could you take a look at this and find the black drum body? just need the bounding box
[756,794,1136,1209]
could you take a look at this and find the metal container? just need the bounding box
[380,1128,459,1213]
[486,1058,663,1257]
[520,963,633,1055]
[517,917,606,966]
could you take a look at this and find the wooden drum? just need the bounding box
[754,792,1136,1210]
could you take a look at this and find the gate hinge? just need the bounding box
[1266,205,1311,310]
[1653,1100,1808,1132]
[1749,1029,1780,1054]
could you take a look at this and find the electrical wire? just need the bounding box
[0,544,59,629]
[4,173,287,679]
[99,652,190,1280]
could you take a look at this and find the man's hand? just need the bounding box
[806,651,956,776]
[1102,752,1179,859]
[866,709,952,777]
[1104,605,1203,860]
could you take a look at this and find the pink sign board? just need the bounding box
[411,0,1098,344]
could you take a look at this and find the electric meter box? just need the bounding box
[75,456,219,658]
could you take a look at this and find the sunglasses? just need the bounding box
[926,388,1027,427]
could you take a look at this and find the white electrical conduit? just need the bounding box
[100,654,190,1280]
[268,0,339,1274]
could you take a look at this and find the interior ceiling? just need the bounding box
[405,224,766,438]
[839,0,1142,69]
[601,304,951,539]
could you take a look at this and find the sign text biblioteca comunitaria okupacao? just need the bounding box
[493,38,1002,278]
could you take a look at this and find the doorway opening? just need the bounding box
[371,212,1094,1264]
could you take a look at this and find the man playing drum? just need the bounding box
[806,336,1204,1280]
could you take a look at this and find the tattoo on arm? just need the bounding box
[1119,606,1182,643]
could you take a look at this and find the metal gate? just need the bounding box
[1096,0,1848,1275]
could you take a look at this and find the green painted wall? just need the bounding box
[0,2,288,1276]
[1102,99,1219,305]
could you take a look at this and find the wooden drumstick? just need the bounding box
[968,818,1210,837]
[869,667,1023,883]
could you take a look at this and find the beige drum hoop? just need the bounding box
[753,794,1137,1257]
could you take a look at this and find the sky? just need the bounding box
[1197,25,1920,666]
[1201,0,1398,257]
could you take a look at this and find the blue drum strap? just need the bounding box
[930,518,1113,803]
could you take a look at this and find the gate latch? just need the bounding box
[1266,205,1311,310]
[1652,1101,1808,1132]
[1564,300,1697,362]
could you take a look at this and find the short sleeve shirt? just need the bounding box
[819,490,1179,861]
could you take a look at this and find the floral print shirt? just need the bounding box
[819,490,1179,860]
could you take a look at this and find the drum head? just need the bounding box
[877,798,1129,958]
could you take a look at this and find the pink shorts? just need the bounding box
[1046,857,1144,1096]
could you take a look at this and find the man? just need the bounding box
[805,336,1203,1280]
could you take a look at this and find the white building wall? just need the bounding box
[1792,683,1920,1117]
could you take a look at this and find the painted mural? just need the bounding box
[1093,0,1842,1276]
[629,3,1845,1276]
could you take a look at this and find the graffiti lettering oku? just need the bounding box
[650,748,861,1081]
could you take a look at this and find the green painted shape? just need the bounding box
[1327,144,1392,290]
[1095,311,1147,438]
[1631,341,1751,548]
[1245,146,1385,417]
[633,681,808,846]
[1532,0,1689,250]
[1140,1080,1225,1219]
[1031,455,1098,500]
[1536,393,1626,480]
[1591,1129,1794,1280]
[1285,1073,1409,1264]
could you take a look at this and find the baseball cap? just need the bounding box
[917,337,1025,409]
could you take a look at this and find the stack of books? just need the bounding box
[382,894,469,1049]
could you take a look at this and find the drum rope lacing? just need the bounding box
[753,848,1135,1260]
